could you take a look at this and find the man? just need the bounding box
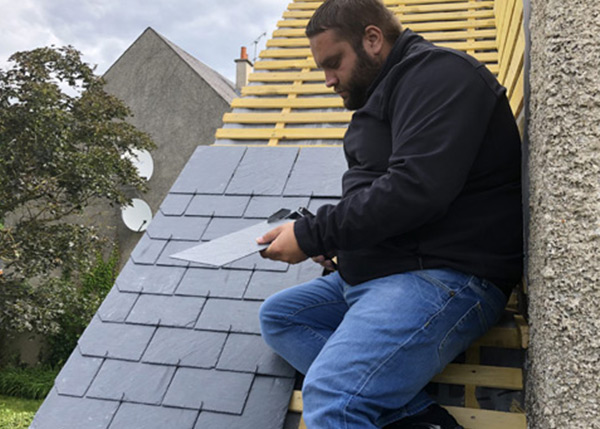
[258,0,523,427]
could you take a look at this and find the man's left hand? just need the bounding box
[257,222,308,264]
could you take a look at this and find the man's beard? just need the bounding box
[339,45,383,110]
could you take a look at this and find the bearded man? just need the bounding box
[257,0,523,427]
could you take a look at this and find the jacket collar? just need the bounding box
[366,29,424,98]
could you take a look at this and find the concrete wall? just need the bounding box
[103,29,234,265]
[526,1,600,427]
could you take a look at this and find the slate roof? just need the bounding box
[31,145,346,429]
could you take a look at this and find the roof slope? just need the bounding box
[31,145,347,429]
[32,1,527,428]
[105,27,236,103]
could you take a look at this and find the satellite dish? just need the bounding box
[123,149,154,180]
[121,198,153,232]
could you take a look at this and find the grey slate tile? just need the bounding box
[163,368,253,413]
[54,348,103,397]
[226,252,289,272]
[97,287,139,322]
[87,360,175,404]
[146,212,210,240]
[130,235,167,265]
[160,194,193,216]
[195,299,262,334]
[109,403,198,429]
[284,147,346,197]
[193,376,295,429]
[142,328,227,368]
[186,194,250,217]
[226,147,299,196]
[78,317,155,361]
[202,217,260,241]
[155,240,200,267]
[217,334,295,378]
[244,196,310,218]
[30,389,118,429]
[116,263,186,295]
[245,261,323,300]
[170,146,246,194]
[175,268,251,298]
[127,295,205,327]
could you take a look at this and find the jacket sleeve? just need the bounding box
[294,52,501,257]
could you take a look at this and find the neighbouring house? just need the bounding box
[97,27,237,266]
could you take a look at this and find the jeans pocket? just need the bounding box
[437,302,487,367]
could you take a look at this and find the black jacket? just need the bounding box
[294,30,523,295]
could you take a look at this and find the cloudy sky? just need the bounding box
[0,0,289,83]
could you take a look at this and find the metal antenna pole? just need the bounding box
[253,32,267,63]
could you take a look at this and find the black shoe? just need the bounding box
[383,404,464,429]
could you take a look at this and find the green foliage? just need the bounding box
[45,248,119,367]
[0,45,154,337]
[0,367,57,400]
[0,394,43,429]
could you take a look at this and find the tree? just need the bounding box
[0,46,155,336]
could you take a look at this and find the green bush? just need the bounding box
[0,395,43,429]
[45,248,119,367]
[0,367,57,400]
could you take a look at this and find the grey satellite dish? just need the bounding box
[123,149,154,180]
[121,198,152,232]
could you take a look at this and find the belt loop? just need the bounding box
[417,256,424,270]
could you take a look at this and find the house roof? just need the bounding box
[104,27,236,104]
[31,145,346,429]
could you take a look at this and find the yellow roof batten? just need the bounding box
[216,127,347,140]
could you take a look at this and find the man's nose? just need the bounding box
[324,71,338,88]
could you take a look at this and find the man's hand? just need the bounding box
[312,255,337,271]
[257,222,308,264]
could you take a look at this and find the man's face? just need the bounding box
[310,29,382,110]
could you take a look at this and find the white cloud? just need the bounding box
[0,0,287,81]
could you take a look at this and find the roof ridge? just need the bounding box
[149,28,236,102]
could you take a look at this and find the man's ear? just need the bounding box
[362,25,385,57]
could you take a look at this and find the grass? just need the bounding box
[0,395,42,429]
[0,366,57,400]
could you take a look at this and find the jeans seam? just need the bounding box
[341,298,451,427]
[415,272,474,295]
[282,300,347,346]
[286,300,347,318]
[437,301,486,366]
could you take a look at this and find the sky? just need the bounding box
[0,0,289,83]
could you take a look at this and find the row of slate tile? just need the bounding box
[169,145,345,197]
[36,372,295,429]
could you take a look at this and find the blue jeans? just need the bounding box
[259,268,507,428]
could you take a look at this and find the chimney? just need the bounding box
[235,46,253,93]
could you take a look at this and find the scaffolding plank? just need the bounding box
[447,406,527,429]
[248,71,325,82]
[223,112,352,124]
[230,97,344,109]
[284,2,493,18]
[432,363,523,390]
[277,10,495,27]
[290,392,526,429]
[268,29,496,48]
[242,84,334,96]
[215,127,346,140]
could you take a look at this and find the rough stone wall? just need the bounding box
[527,1,600,427]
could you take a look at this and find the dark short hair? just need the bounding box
[306,0,402,48]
